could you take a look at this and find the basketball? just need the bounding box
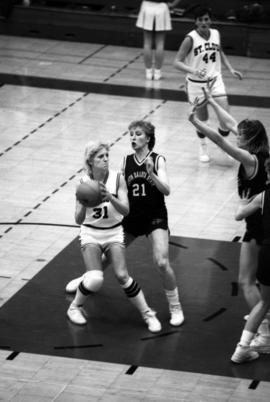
[76,180,102,207]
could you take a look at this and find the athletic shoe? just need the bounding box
[199,143,210,163]
[145,69,153,80]
[250,334,270,353]
[65,275,83,293]
[231,343,259,363]
[169,304,185,326]
[142,310,162,333]
[153,69,162,80]
[67,304,87,325]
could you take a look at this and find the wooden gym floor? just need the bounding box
[0,34,270,401]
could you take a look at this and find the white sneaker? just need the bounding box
[153,69,162,80]
[199,143,210,163]
[231,343,259,363]
[67,304,87,325]
[142,310,162,333]
[169,304,184,326]
[65,275,84,293]
[250,334,270,353]
[145,69,153,80]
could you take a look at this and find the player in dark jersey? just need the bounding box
[231,158,270,363]
[122,120,184,327]
[188,84,270,345]
[66,121,184,328]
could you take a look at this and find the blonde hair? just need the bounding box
[83,141,110,176]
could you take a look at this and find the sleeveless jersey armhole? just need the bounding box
[121,156,127,175]
[155,154,166,172]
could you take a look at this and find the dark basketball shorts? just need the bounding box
[123,215,168,238]
[256,244,270,286]
[242,227,263,245]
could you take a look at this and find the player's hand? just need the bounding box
[195,68,207,79]
[239,189,254,204]
[204,76,216,98]
[99,182,110,202]
[145,156,154,175]
[232,70,243,80]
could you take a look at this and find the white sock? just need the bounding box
[239,329,255,346]
[165,288,180,307]
[122,277,149,314]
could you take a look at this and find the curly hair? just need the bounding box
[83,141,110,176]
[237,119,269,155]
[128,120,156,150]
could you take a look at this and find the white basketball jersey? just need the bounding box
[82,171,123,229]
[186,28,221,81]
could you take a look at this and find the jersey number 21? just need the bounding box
[132,183,146,197]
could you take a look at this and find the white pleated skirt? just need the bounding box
[136,1,172,32]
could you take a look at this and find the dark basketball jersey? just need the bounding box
[262,187,270,244]
[123,151,167,219]
[238,152,269,232]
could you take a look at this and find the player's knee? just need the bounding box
[81,270,104,293]
[154,255,168,272]
[238,272,256,289]
[115,271,129,285]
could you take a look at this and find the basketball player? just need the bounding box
[231,158,270,363]
[188,88,270,351]
[67,141,162,333]
[66,123,184,327]
[174,6,243,162]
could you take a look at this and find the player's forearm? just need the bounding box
[174,59,195,75]
[108,194,129,217]
[149,173,170,196]
[221,52,234,74]
[208,98,238,133]
[75,202,86,225]
[190,116,224,145]
[235,203,258,220]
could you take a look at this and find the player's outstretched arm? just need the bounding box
[203,84,238,135]
[188,101,254,165]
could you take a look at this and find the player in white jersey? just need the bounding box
[174,7,243,162]
[67,141,161,333]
